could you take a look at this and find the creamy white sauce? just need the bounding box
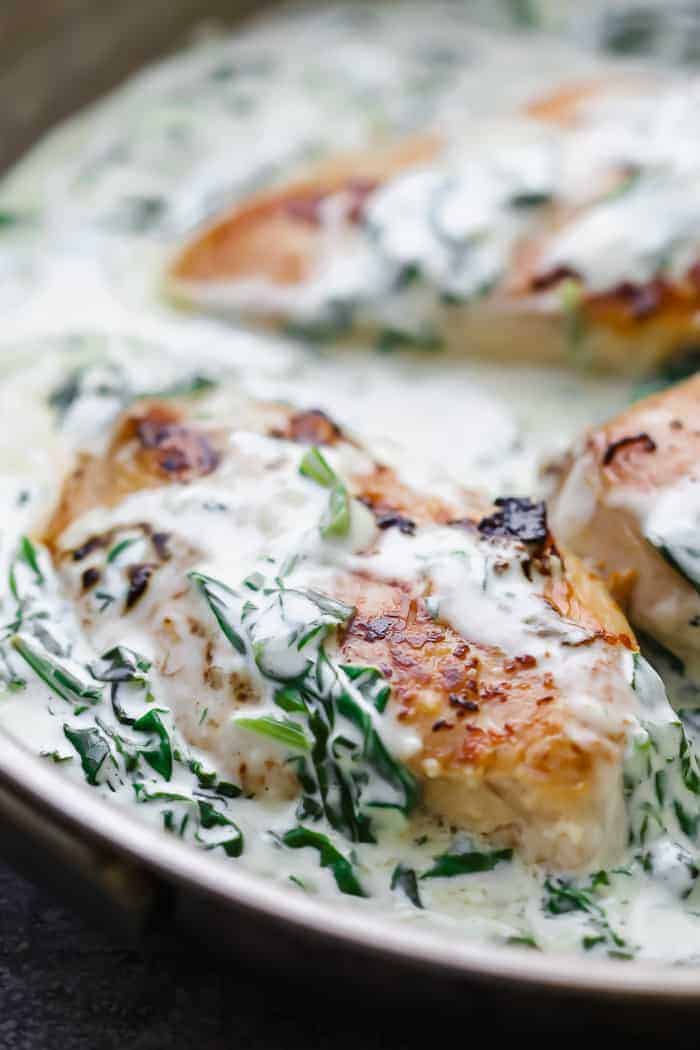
[0,1,698,964]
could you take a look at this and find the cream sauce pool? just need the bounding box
[0,1,698,965]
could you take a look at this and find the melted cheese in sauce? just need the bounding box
[0,1,700,964]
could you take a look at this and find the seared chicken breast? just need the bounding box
[550,374,700,684]
[169,74,700,374]
[40,385,639,870]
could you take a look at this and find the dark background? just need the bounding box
[1,856,406,1050]
[0,0,272,171]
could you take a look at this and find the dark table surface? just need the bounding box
[0,858,402,1050]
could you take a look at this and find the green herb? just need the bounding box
[18,536,43,586]
[47,368,86,420]
[198,571,417,844]
[47,361,217,427]
[188,758,241,798]
[90,645,153,724]
[235,715,311,751]
[63,725,112,785]
[0,211,31,229]
[95,591,115,613]
[8,535,45,603]
[242,571,265,592]
[391,864,423,908]
[274,686,308,713]
[189,572,246,655]
[376,327,443,354]
[297,447,351,538]
[282,827,365,897]
[340,665,391,713]
[196,801,244,857]
[138,373,218,401]
[163,809,190,838]
[91,645,151,685]
[106,537,140,564]
[543,876,631,957]
[626,655,700,848]
[299,446,338,488]
[134,783,243,856]
[394,262,421,288]
[46,362,127,423]
[601,7,661,55]
[12,634,102,706]
[305,590,355,621]
[422,845,512,879]
[507,934,539,949]
[510,191,551,208]
[133,708,173,780]
[320,483,350,538]
[133,783,192,804]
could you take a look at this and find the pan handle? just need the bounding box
[0,775,168,939]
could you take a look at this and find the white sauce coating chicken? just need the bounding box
[170,74,700,375]
[35,387,638,871]
[551,374,700,695]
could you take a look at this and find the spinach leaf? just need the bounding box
[235,715,311,751]
[189,572,247,655]
[12,634,102,706]
[340,665,391,712]
[543,876,632,957]
[320,483,350,539]
[196,801,244,858]
[299,446,338,488]
[282,826,365,897]
[298,447,351,539]
[195,571,418,844]
[133,708,173,780]
[422,846,512,879]
[63,725,112,786]
[391,864,423,907]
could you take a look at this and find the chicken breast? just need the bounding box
[168,73,700,375]
[41,387,639,870]
[550,374,700,684]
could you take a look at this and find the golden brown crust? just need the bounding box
[583,373,700,493]
[46,394,638,867]
[169,73,700,374]
[170,135,442,286]
[268,407,345,446]
[42,401,224,548]
[332,556,633,866]
[352,462,465,528]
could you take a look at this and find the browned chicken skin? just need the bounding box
[45,392,639,869]
[551,374,700,682]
